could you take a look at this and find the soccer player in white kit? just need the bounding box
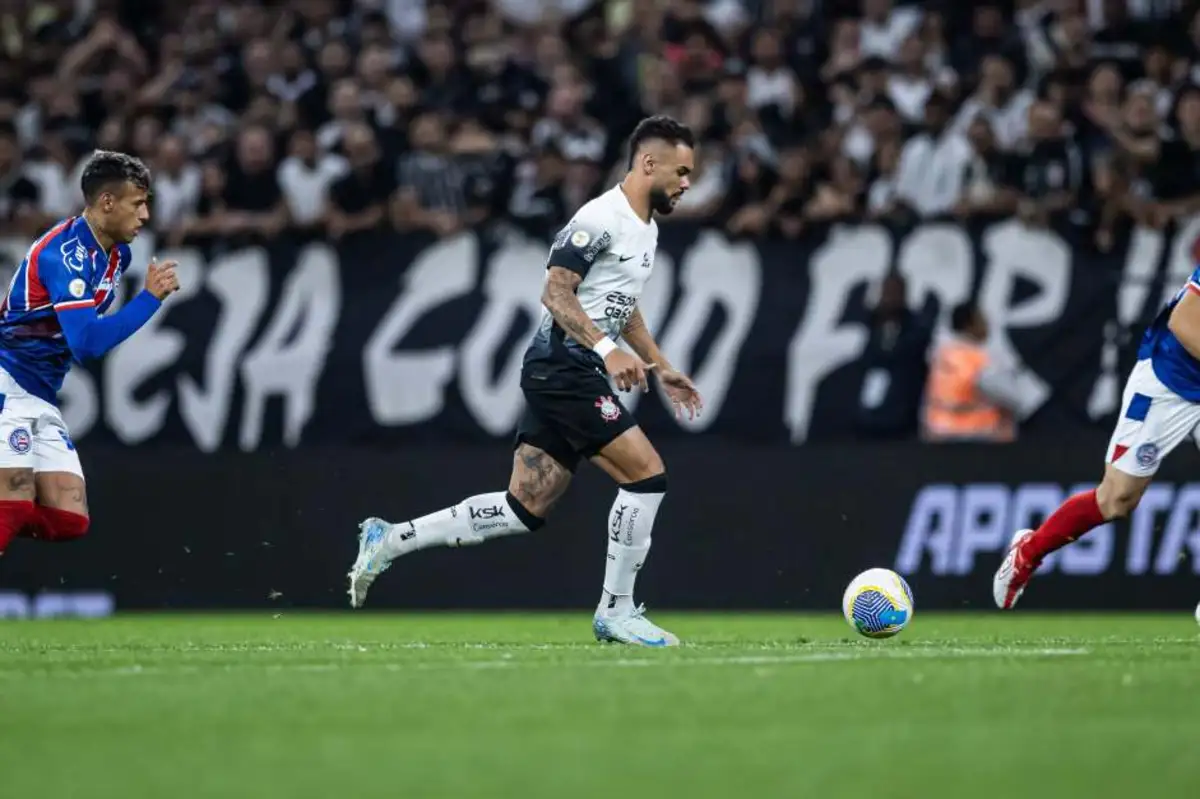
[348,116,702,646]
[994,265,1200,608]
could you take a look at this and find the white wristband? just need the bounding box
[592,337,618,359]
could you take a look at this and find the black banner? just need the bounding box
[7,215,1196,450]
[2,438,1198,612]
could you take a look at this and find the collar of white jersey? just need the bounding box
[611,184,652,227]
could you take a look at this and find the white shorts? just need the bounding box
[1106,359,1200,477]
[0,366,83,477]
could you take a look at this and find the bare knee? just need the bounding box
[591,428,666,484]
[508,445,572,518]
[1096,470,1149,519]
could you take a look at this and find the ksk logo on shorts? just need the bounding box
[8,427,31,454]
[595,395,621,422]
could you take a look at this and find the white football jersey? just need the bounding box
[525,185,658,368]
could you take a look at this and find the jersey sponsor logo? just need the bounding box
[595,395,621,422]
[7,427,31,453]
[603,291,636,325]
[60,238,87,273]
[581,230,611,263]
[469,505,504,520]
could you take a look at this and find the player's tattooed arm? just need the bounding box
[620,308,672,372]
[542,266,607,348]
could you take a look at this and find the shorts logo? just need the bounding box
[59,430,75,451]
[595,395,621,422]
[1136,443,1159,468]
[8,427,31,454]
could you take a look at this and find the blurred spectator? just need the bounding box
[221,125,289,245]
[279,128,348,236]
[1014,100,1089,229]
[150,135,202,236]
[0,124,40,235]
[895,92,972,218]
[921,301,1020,444]
[327,122,393,240]
[859,0,923,62]
[392,110,465,237]
[951,54,1033,151]
[508,143,567,241]
[956,116,1021,220]
[888,34,935,124]
[856,272,933,440]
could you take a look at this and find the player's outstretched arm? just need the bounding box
[56,259,178,362]
[620,307,672,372]
[622,306,703,419]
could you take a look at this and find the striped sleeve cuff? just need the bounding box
[54,299,95,311]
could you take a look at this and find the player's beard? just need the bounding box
[649,186,676,216]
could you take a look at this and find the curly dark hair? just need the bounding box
[626,115,695,169]
[80,150,151,204]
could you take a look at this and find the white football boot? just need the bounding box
[347,517,405,608]
[993,528,1036,609]
[593,605,680,647]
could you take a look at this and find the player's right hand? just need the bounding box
[145,258,180,300]
[604,349,655,393]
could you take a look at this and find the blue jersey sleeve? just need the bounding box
[43,248,162,362]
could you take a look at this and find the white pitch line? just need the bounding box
[452,647,1090,670]
[0,646,1089,679]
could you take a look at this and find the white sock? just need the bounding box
[383,492,540,558]
[598,482,665,617]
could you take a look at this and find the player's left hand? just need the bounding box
[657,369,703,421]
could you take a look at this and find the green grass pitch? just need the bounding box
[1,612,1198,798]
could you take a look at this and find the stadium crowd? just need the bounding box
[0,0,1195,251]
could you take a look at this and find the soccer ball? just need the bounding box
[842,568,914,639]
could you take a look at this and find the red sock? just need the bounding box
[0,500,38,554]
[1022,489,1106,563]
[25,507,90,542]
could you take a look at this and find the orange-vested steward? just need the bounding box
[921,337,1014,442]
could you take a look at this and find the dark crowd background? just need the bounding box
[0,0,1195,251]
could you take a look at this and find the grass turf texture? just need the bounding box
[1,613,1197,798]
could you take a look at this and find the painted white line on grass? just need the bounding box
[452,647,1090,670]
[0,646,1090,679]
